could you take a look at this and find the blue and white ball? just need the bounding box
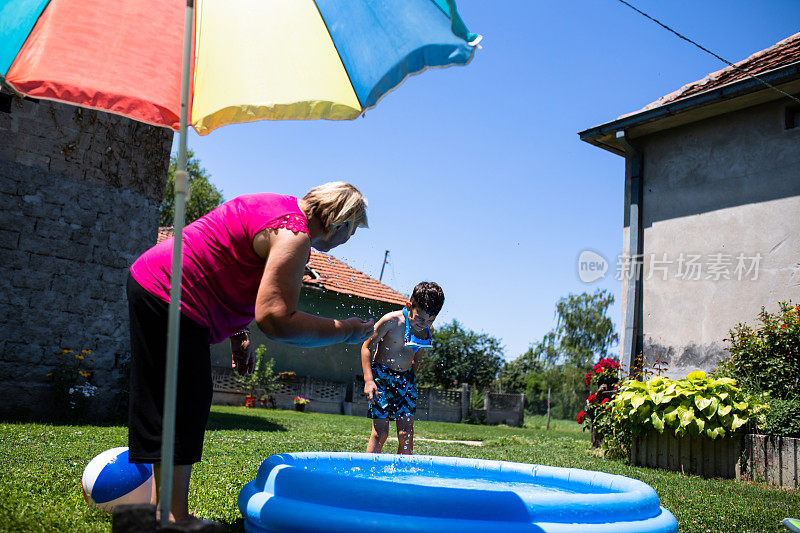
[82,447,153,512]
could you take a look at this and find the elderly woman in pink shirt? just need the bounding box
[127,182,373,522]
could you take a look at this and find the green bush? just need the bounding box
[716,301,800,437]
[720,301,800,399]
[755,395,800,438]
[603,371,767,458]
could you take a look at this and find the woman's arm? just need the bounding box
[254,229,372,347]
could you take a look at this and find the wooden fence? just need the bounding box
[631,431,742,478]
[631,431,799,489]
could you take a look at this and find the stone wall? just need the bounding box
[0,90,172,418]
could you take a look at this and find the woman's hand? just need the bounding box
[342,317,374,344]
[230,331,254,375]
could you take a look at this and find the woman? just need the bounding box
[126,181,373,521]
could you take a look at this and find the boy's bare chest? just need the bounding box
[375,327,415,368]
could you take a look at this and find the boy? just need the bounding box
[361,282,444,454]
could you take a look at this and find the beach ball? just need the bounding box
[82,447,153,512]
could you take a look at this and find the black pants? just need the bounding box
[127,274,212,464]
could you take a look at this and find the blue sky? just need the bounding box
[177,0,799,361]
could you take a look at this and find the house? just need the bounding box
[578,32,800,378]
[157,227,408,388]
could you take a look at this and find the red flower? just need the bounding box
[585,372,592,386]
[587,394,597,404]
[780,324,788,329]
[576,410,586,424]
[601,398,610,405]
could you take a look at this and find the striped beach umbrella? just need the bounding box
[1,0,480,134]
[1,0,479,522]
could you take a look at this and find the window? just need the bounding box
[785,104,800,130]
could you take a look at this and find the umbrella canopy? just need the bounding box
[2,0,479,523]
[1,0,479,133]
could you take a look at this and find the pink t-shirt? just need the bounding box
[130,193,309,344]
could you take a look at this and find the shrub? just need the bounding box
[578,358,620,447]
[716,301,800,437]
[755,395,800,438]
[720,301,800,399]
[603,371,768,458]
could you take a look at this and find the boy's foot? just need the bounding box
[783,518,800,532]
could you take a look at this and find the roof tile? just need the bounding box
[628,31,800,116]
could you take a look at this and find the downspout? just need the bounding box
[616,130,644,379]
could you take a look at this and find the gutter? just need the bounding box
[616,131,643,378]
[579,62,800,155]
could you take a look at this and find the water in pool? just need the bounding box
[307,464,588,495]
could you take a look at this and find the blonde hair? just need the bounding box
[301,182,368,238]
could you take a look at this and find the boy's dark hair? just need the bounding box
[410,282,444,315]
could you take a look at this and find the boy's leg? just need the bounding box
[367,418,390,453]
[396,416,414,454]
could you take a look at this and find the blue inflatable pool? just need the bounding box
[239,452,678,533]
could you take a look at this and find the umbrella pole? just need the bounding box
[160,0,194,525]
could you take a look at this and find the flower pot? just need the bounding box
[295,403,305,412]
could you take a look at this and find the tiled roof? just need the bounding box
[156,227,407,306]
[630,32,800,115]
[305,251,407,305]
[157,226,173,243]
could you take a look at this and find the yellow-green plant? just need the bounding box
[610,371,767,441]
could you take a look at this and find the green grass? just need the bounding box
[0,407,796,532]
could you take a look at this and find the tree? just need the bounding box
[159,150,224,227]
[554,290,618,368]
[503,290,619,417]
[416,320,503,390]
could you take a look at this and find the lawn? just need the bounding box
[0,407,795,532]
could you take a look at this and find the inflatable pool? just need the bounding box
[239,452,677,533]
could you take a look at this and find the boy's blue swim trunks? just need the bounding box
[368,361,417,420]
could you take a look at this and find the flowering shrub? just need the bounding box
[584,358,620,389]
[716,301,800,437]
[578,358,621,447]
[294,396,310,405]
[46,349,98,418]
[719,301,799,400]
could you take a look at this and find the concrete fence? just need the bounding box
[739,434,799,490]
[211,367,524,426]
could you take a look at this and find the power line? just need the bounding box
[615,0,800,106]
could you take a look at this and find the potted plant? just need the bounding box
[235,345,278,408]
[294,396,310,412]
[279,371,297,382]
